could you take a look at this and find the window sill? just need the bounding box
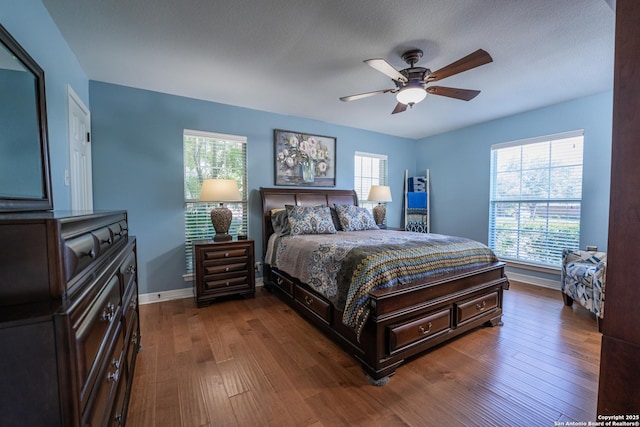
[500,259,560,274]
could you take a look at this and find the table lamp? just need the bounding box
[367,185,392,225]
[199,179,242,241]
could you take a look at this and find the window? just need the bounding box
[184,130,247,274]
[489,130,584,267]
[354,152,388,212]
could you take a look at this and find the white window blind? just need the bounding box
[489,130,584,267]
[354,151,388,212]
[184,130,247,274]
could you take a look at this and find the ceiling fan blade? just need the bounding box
[425,49,493,83]
[364,58,408,83]
[426,86,481,101]
[339,88,395,102]
[391,102,408,114]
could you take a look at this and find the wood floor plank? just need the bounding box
[126,281,602,426]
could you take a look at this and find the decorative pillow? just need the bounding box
[330,206,342,231]
[270,209,291,236]
[334,204,379,231]
[286,205,337,235]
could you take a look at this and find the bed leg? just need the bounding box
[487,314,504,327]
[364,371,390,387]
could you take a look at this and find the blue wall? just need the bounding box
[1,0,90,210]
[89,81,416,294]
[416,91,613,281]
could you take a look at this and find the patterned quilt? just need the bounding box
[265,230,498,339]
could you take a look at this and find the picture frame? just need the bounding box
[274,129,336,186]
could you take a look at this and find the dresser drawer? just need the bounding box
[64,233,98,282]
[92,226,115,256]
[389,308,451,353]
[119,250,137,291]
[295,285,331,323]
[109,220,128,245]
[73,274,121,408]
[456,291,499,325]
[83,322,125,427]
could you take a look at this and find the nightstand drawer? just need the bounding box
[203,260,249,275]
[203,247,249,260]
[204,274,251,290]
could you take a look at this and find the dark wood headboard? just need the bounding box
[259,187,358,256]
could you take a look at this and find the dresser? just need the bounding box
[0,211,140,427]
[193,239,255,307]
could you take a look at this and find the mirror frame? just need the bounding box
[0,24,52,212]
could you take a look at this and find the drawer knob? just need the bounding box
[102,237,113,245]
[83,249,96,259]
[224,252,229,257]
[100,302,116,322]
[127,265,136,274]
[475,301,487,311]
[304,296,313,306]
[132,332,139,345]
[114,414,123,426]
[225,281,230,286]
[111,358,121,369]
[129,295,138,310]
[419,322,433,335]
[225,267,230,272]
[107,368,120,383]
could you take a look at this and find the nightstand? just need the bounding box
[193,239,255,307]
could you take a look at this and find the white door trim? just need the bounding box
[67,85,93,211]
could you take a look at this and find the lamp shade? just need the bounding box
[396,86,427,105]
[199,179,241,202]
[367,185,392,202]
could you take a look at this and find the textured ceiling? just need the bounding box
[42,0,615,139]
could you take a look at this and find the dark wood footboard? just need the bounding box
[264,261,508,382]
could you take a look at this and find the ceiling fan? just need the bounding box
[340,48,493,114]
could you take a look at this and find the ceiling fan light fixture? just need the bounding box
[396,86,427,105]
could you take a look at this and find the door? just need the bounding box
[68,86,93,211]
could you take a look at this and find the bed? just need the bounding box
[260,187,509,384]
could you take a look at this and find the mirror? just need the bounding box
[0,24,52,212]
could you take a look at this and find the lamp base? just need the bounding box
[211,204,233,242]
[213,233,232,242]
[372,203,386,225]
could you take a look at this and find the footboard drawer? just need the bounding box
[388,308,451,353]
[456,291,499,325]
[295,285,331,324]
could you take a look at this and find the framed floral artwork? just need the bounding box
[274,129,336,186]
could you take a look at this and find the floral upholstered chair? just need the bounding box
[561,249,607,331]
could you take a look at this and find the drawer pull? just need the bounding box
[475,301,487,311]
[102,237,112,245]
[114,414,123,426]
[100,302,116,322]
[131,332,139,345]
[83,249,96,259]
[276,277,283,285]
[129,295,138,311]
[107,368,119,383]
[418,322,433,335]
[304,296,313,306]
[225,267,230,272]
[126,265,136,274]
[111,358,121,369]
[224,252,230,258]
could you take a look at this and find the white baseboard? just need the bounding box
[139,277,264,305]
[505,271,560,290]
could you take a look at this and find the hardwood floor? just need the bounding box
[126,281,601,426]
